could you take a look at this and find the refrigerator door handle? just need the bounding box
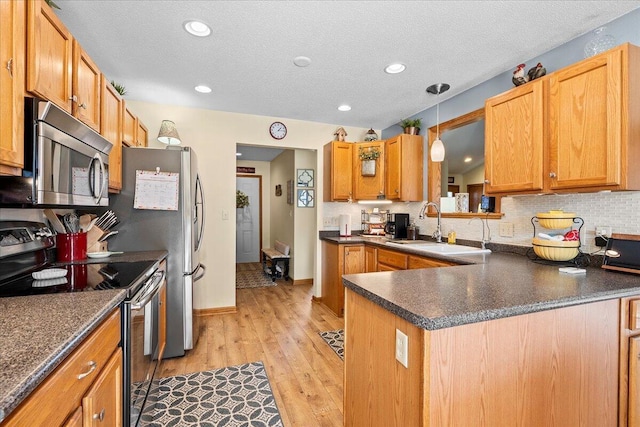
[195,174,206,252]
[193,263,206,282]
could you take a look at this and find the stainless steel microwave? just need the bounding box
[0,98,112,207]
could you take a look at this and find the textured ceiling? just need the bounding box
[55,1,640,130]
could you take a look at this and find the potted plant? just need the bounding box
[400,118,422,135]
[359,146,381,176]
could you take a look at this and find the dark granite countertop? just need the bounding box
[342,251,640,331]
[0,250,167,423]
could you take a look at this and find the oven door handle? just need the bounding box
[131,270,165,310]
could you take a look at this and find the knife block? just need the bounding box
[87,226,108,253]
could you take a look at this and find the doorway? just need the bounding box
[236,175,262,263]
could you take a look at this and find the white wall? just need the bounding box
[269,150,295,276]
[294,149,317,281]
[236,160,271,249]
[128,99,371,308]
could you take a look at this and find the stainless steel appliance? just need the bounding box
[110,146,206,358]
[0,98,111,207]
[385,213,410,239]
[0,220,163,427]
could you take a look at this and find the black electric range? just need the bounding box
[0,221,156,298]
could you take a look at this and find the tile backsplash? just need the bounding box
[323,191,640,254]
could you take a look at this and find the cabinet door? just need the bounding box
[72,40,101,131]
[136,120,148,147]
[344,245,364,275]
[26,0,73,112]
[377,248,408,270]
[630,336,640,427]
[0,0,25,173]
[82,348,123,427]
[101,76,123,191]
[365,246,377,273]
[122,102,136,147]
[548,47,623,190]
[408,255,454,269]
[323,141,353,201]
[386,134,423,201]
[354,141,385,200]
[485,79,545,193]
[63,407,83,427]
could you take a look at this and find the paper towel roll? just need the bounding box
[339,214,351,237]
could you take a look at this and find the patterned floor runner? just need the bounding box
[319,329,344,361]
[236,263,278,289]
[143,361,283,427]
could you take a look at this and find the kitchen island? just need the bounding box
[342,250,640,426]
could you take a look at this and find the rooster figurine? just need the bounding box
[527,62,547,81]
[512,63,528,86]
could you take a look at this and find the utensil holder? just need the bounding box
[86,226,108,253]
[56,232,87,261]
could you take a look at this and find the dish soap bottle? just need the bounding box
[448,230,456,244]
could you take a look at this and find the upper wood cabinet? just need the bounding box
[485,43,640,195]
[26,0,73,112]
[101,75,122,191]
[0,0,26,175]
[121,102,137,147]
[323,141,354,201]
[136,120,148,147]
[385,134,423,201]
[354,140,385,200]
[72,39,101,131]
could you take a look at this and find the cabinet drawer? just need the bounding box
[630,299,640,331]
[377,249,408,269]
[408,255,455,269]
[4,309,120,426]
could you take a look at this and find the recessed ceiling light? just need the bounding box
[195,85,212,93]
[184,20,211,37]
[236,152,242,157]
[293,56,311,67]
[384,63,406,74]
[338,105,351,112]
[464,157,472,163]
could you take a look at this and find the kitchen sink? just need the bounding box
[386,241,491,255]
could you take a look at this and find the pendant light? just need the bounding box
[426,83,450,162]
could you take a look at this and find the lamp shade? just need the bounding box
[157,120,181,145]
[431,137,445,162]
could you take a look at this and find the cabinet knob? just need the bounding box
[78,103,87,109]
[93,408,106,422]
[484,179,490,184]
[549,172,557,178]
[69,95,78,103]
[77,360,97,379]
[6,59,13,78]
[395,189,399,194]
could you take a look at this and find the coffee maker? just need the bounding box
[385,213,410,239]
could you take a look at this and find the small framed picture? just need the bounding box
[275,184,282,196]
[287,180,294,204]
[448,177,455,184]
[297,169,314,187]
[297,189,315,208]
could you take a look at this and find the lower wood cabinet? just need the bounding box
[365,246,377,273]
[321,241,364,316]
[622,297,640,427]
[377,247,455,271]
[3,309,122,427]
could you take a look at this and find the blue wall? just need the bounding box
[381,8,640,138]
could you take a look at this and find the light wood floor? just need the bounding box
[158,282,345,426]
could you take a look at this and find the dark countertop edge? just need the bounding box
[59,250,168,265]
[0,291,127,423]
[342,278,640,330]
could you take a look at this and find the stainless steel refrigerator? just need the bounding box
[110,146,205,358]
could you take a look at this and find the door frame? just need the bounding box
[236,174,263,262]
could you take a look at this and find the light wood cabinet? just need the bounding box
[323,141,354,201]
[321,241,364,316]
[485,43,640,195]
[136,119,148,147]
[620,297,640,427]
[408,255,455,269]
[345,290,620,426]
[365,246,377,273]
[101,75,123,191]
[353,141,385,200]
[377,247,454,271]
[26,0,73,112]
[629,336,640,427]
[72,39,101,132]
[3,309,122,426]
[0,0,25,175]
[122,102,136,147]
[385,134,423,201]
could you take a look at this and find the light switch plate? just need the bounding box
[499,222,514,237]
[395,329,409,368]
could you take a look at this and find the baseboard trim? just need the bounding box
[311,296,323,303]
[195,306,237,317]
[292,278,313,286]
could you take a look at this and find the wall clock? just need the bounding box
[269,121,287,140]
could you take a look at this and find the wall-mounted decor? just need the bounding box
[237,166,256,174]
[275,184,282,196]
[287,180,293,204]
[297,169,314,187]
[359,147,380,176]
[448,177,455,184]
[297,189,315,208]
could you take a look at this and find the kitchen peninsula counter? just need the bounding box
[0,250,167,423]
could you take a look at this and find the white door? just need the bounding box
[236,176,261,263]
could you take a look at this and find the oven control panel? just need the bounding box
[0,221,54,258]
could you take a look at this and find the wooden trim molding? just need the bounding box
[195,306,237,317]
[293,278,313,286]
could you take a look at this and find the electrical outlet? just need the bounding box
[395,329,409,368]
[322,217,332,227]
[499,222,514,238]
[595,225,612,238]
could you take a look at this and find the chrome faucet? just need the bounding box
[419,202,442,243]
[469,217,491,249]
